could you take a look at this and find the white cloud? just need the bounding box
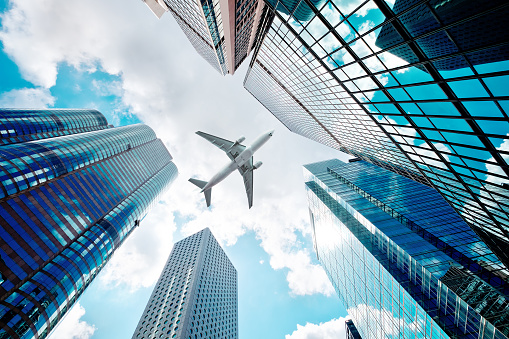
[97,189,177,291]
[259,259,264,264]
[0,0,347,298]
[91,79,123,97]
[345,303,436,337]
[47,302,96,339]
[285,317,348,339]
[486,136,509,185]
[0,87,55,108]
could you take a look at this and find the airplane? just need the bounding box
[189,130,274,209]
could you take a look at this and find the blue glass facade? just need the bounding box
[245,0,509,270]
[0,109,178,339]
[304,159,509,338]
[0,109,109,146]
[161,0,270,75]
[132,228,237,339]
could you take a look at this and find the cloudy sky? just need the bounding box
[0,0,352,338]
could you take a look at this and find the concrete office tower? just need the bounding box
[132,228,237,339]
[304,159,509,338]
[244,0,509,270]
[142,0,270,75]
[0,109,178,339]
[0,109,109,146]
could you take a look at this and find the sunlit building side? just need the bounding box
[0,109,178,339]
[132,228,238,339]
[142,0,270,75]
[0,109,109,146]
[245,0,509,269]
[304,158,509,338]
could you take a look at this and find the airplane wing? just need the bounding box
[238,158,254,209]
[196,131,245,161]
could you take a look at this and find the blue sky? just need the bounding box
[0,0,350,338]
[78,232,345,338]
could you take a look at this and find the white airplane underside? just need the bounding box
[189,130,273,209]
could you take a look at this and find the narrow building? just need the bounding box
[304,158,509,338]
[132,228,238,339]
[142,0,270,75]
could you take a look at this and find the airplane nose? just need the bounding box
[268,129,275,136]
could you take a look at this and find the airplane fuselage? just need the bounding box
[201,130,273,193]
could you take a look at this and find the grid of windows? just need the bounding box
[0,109,108,146]
[233,0,265,70]
[324,160,507,280]
[200,0,230,75]
[0,109,178,339]
[304,159,508,338]
[163,0,267,75]
[245,0,509,269]
[244,13,426,184]
[163,0,225,74]
[0,124,156,199]
[132,228,238,339]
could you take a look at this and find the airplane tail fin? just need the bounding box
[189,178,212,207]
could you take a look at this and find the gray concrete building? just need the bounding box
[132,228,238,339]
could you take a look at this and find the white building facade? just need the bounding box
[132,228,238,339]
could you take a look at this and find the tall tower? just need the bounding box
[142,0,270,75]
[132,228,238,339]
[304,159,509,338]
[244,0,509,269]
[375,0,509,70]
[0,109,178,339]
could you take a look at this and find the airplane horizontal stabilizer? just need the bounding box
[204,188,211,207]
[189,178,212,207]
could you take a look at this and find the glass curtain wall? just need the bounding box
[245,0,509,268]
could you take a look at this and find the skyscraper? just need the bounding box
[132,227,237,339]
[0,109,178,339]
[304,158,509,338]
[375,0,509,71]
[244,0,509,269]
[142,0,271,75]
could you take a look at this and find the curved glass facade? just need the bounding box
[0,109,109,146]
[0,110,178,339]
[161,0,270,75]
[245,0,509,269]
[304,159,509,338]
[0,124,157,199]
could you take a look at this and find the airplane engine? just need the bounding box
[253,161,263,170]
[236,136,246,144]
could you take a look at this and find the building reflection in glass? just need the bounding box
[304,158,509,338]
[245,0,509,270]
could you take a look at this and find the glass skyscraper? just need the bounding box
[143,0,271,75]
[304,158,509,338]
[0,109,178,339]
[132,227,237,339]
[244,0,509,269]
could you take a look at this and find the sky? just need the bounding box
[0,0,352,338]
